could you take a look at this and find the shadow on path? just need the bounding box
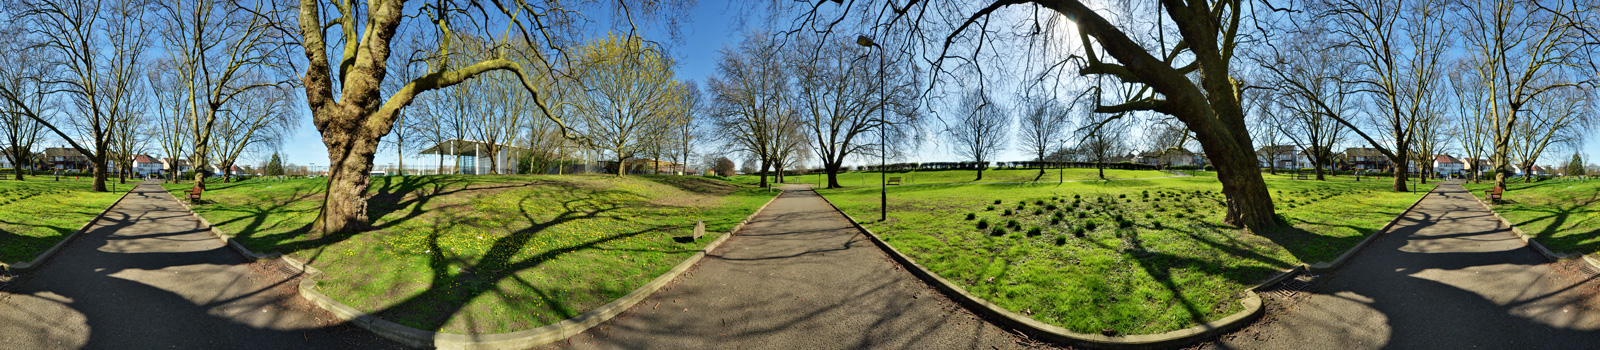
[1215,184,1600,350]
[0,183,402,349]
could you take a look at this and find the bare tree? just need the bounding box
[8,0,153,192]
[1018,96,1072,180]
[1447,61,1493,183]
[146,59,193,183]
[1458,0,1591,189]
[0,34,51,180]
[1509,85,1594,181]
[709,32,794,188]
[568,34,683,177]
[789,35,919,188]
[1254,26,1354,180]
[211,84,296,182]
[155,0,295,188]
[946,89,1008,181]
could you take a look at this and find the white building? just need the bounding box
[418,138,528,175]
[1433,154,1464,176]
[132,155,163,176]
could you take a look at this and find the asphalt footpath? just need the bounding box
[0,182,401,350]
[545,185,1052,350]
[1215,183,1600,349]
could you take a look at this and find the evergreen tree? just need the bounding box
[266,153,285,176]
[1570,153,1586,176]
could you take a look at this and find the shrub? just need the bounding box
[1007,219,1021,228]
[1017,203,1026,209]
[1035,200,1045,205]
[1074,194,1080,199]
[987,205,996,211]
[1050,218,1061,225]
[1119,194,1127,198]
[1045,203,1057,211]
[966,213,976,220]
[1077,211,1087,218]
[1073,226,1087,237]
[1118,219,1133,228]
[1145,213,1154,219]
[1003,208,1014,216]
[1055,235,1067,245]
[994,199,1003,204]
[1033,208,1045,215]
[1142,190,1149,198]
[977,219,990,229]
[1084,220,1098,231]
[991,227,1007,236]
[1027,227,1043,236]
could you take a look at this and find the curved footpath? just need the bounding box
[546,185,1051,350]
[0,182,401,349]
[1216,183,1600,349]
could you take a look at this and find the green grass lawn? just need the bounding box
[0,178,130,264]
[1464,180,1600,256]
[728,167,1173,187]
[167,174,774,334]
[817,175,1432,335]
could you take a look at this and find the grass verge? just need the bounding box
[167,174,773,334]
[0,178,130,264]
[817,175,1431,335]
[1463,180,1600,256]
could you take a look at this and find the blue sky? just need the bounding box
[270,1,1598,170]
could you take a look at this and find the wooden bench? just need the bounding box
[886,176,902,185]
[1486,186,1504,204]
[183,186,204,203]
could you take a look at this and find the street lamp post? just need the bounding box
[857,35,887,222]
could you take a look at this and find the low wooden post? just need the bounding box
[692,220,706,240]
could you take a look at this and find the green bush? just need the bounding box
[1073,226,1086,237]
[1055,235,1067,245]
[986,205,995,211]
[1006,218,1020,228]
[1003,208,1013,216]
[1033,208,1044,215]
[991,227,1007,236]
[976,219,990,229]
[1027,227,1043,236]
[1084,220,1098,231]
[965,212,976,220]
[994,199,1002,204]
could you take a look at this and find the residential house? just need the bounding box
[45,147,92,171]
[1136,148,1201,167]
[1258,145,1301,169]
[161,158,193,174]
[1344,148,1392,171]
[1432,154,1464,176]
[132,155,163,176]
[1297,146,1337,169]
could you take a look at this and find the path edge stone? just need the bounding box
[173,183,782,350]
[812,188,1282,349]
[1465,185,1600,271]
[1307,184,1436,272]
[3,186,135,273]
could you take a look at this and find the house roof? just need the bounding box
[45,148,87,158]
[1434,154,1461,164]
[1258,145,1297,154]
[1344,147,1385,157]
[162,158,192,166]
[133,155,159,164]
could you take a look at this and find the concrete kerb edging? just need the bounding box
[1307,185,1436,273]
[813,189,1275,349]
[1465,187,1600,271]
[3,187,135,274]
[178,183,784,350]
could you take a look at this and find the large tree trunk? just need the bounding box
[825,162,842,188]
[316,132,379,234]
[975,165,984,181]
[758,160,770,188]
